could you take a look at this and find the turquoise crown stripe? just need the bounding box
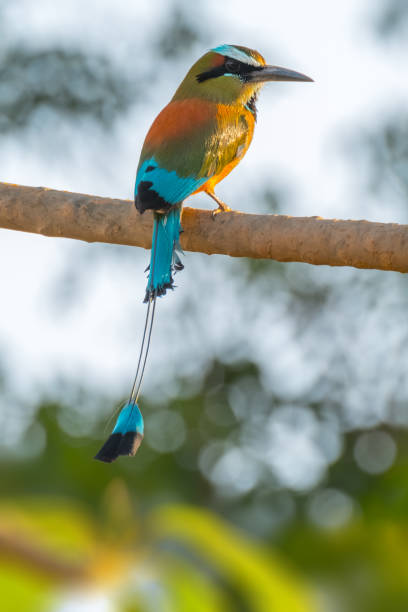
[112,402,144,435]
[211,45,260,66]
[136,158,207,205]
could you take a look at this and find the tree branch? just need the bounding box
[1,182,408,273]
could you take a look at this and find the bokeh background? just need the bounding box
[1,0,408,610]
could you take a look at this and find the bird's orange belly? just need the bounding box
[193,108,255,195]
[192,155,243,194]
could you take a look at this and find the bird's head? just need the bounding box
[173,44,313,106]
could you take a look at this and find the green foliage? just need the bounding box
[2,360,408,611]
[0,489,316,612]
[155,5,204,58]
[0,48,132,132]
[374,0,408,40]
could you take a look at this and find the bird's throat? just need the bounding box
[245,92,258,120]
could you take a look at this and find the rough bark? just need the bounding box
[1,182,408,273]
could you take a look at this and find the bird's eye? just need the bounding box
[225,59,240,74]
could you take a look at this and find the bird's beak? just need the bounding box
[247,65,313,83]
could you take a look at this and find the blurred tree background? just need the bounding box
[1,0,408,610]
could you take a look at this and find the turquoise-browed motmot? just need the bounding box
[95,44,312,462]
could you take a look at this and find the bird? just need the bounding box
[94,44,312,462]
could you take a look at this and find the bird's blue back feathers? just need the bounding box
[136,157,207,209]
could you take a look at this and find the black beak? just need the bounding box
[247,65,313,83]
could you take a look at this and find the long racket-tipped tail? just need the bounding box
[95,205,183,462]
[144,206,183,302]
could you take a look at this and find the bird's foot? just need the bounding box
[206,190,232,219]
[212,203,232,219]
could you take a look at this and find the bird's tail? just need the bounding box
[95,206,184,462]
[144,206,183,302]
[94,293,156,462]
[94,402,144,463]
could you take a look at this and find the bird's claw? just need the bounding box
[211,204,232,220]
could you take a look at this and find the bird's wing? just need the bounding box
[135,99,252,211]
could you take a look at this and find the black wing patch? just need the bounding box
[135,181,172,214]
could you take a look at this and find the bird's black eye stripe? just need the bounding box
[225,58,240,73]
[197,57,262,83]
[197,64,227,82]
